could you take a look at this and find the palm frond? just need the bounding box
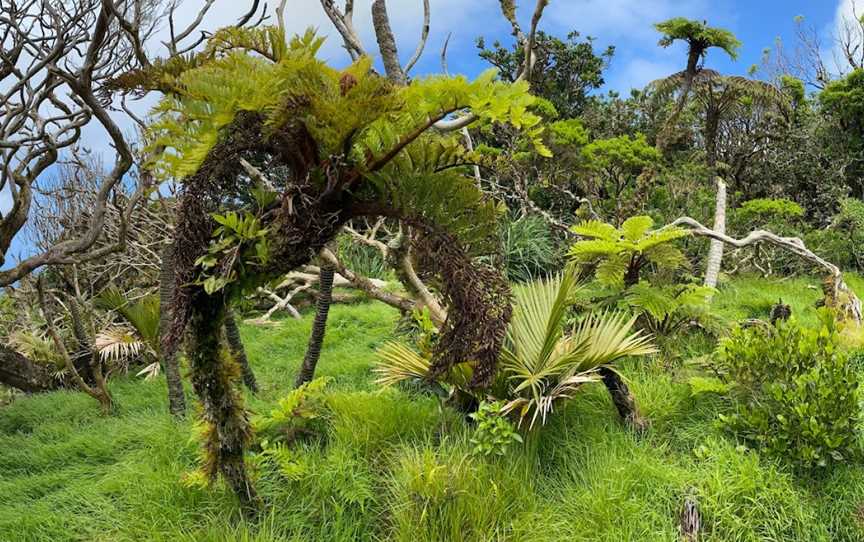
[374,341,431,387]
[95,288,161,353]
[568,311,657,372]
[94,328,146,363]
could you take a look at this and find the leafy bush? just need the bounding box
[500,214,559,282]
[734,198,804,228]
[714,312,861,470]
[253,376,332,445]
[469,401,523,457]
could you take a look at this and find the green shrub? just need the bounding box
[336,232,389,279]
[714,311,861,470]
[735,198,804,228]
[469,401,523,457]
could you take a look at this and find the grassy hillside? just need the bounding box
[1,277,864,541]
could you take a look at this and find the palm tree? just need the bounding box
[375,268,657,430]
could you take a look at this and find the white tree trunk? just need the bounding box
[703,177,727,288]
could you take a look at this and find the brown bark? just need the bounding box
[159,243,186,417]
[598,367,648,432]
[0,345,59,393]
[224,310,258,393]
[294,264,335,387]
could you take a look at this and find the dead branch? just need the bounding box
[670,216,863,323]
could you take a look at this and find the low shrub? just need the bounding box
[469,401,523,457]
[714,311,861,470]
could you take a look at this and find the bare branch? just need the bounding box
[403,0,430,75]
[371,0,406,85]
[669,216,863,323]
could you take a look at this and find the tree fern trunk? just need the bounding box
[703,177,727,289]
[187,291,258,514]
[66,295,96,385]
[159,243,186,417]
[224,310,258,393]
[598,367,648,432]
[294,263,335,388]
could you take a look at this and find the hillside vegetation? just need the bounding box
[2,277,863,542]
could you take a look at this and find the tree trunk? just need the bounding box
[294,263,335,388]
[657,48,701,151]
[224,310,258,393]
[371,0,407,85]
[66,295,97,385]
[703,177,727,289]
[187,291,258,514]
[598,366,648,432]
[0,345,59,393]
[159,243,186,417]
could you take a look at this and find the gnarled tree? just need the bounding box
[116,26,549,511]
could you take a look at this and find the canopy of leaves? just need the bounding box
[654,17,741,60]
[581,133,660,176]
[820,68,864,134]
[131,28,550,181]
[477,30,614,118]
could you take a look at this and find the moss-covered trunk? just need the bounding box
[0,345,59,393]
[187,292,258,513]
[224,310,258,393]
[159,243,186,417]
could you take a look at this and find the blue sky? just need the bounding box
[0,0,854,272]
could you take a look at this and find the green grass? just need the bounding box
[1,277,864,541]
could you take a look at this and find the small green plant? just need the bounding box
[468,401,523,457]
[569,215,719,339]
[501,214,558,282]
[195,210,271,295]
[714,311,861,470]
[569,216,687,287]
[253,376,332,445]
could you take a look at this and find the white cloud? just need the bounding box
[609,56,679,91]
[545,0,712,42]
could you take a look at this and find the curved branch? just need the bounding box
[403,0,430,75]
[669,216,863,323]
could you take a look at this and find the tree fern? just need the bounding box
[569,216,687,287]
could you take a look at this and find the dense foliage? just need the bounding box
[715,313,862,470]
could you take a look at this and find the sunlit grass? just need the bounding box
[1,280,863,541]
